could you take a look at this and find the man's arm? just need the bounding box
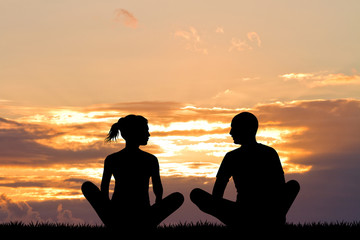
[152,157,163,203]
[212,177,228,198]
[213,153,231,198]
[270,147,286,185]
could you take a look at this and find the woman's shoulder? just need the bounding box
[104,150,125,163]
[106,150,122,158]
[139,149,158,161]
[104,149,158,166]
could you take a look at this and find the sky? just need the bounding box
[0,0,360,225]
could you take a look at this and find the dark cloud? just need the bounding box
[0,118,117,166]
[1,176,223,225]
[151,128,228,137]
[113,9,138,28]
[1,99,360,223]
[249,99,360,222]
[0,194,42,223]
[0,195,87,224]
[0,181,46,188]
[83,101,199,126]
[254,99,360,163]
[56,203,84,224]
[287,154,360,223]
[64,178,89,184]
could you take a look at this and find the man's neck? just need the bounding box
[241,138,258,147]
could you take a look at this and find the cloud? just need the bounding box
[229,37,252,51]
[56,203,84,224]
[212,89,234,99]
[229,32,262,52]
[264,98,359,153]
[0,120,112,166]
[0,194,42,223]
[113,8,138,28]
[253,99,360,159]
[1,99,360,223]
[0,195,89,224]
[0,101,193,167]
[215,26,224,34]
[249,99,360,222]
[280,72,360,87]
[1,99,359,173]
[174,27,208,54]
[173,27,262,54]
[247,32,261,47]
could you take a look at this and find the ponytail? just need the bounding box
[105,115,148,142]
[105,121,120,142]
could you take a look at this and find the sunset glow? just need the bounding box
[0,103,317,203]
[1,0,360,224]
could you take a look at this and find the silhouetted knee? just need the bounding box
[81,181,99,197]
[190,188,200,203]
[282,180,300,217]
[287,180,300,201]
[287,180,300,193]
[81,181,93,191]
[190,188,209,205]
[169,192,185,207]
[190,188,230,221]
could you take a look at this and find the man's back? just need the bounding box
[217,143,285,208]
[190,112,299,226]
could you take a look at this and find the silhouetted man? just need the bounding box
[190,112,299,227]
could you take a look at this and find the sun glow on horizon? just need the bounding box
[0,103,317,202]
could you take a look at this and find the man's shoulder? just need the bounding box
[257,143,278,155]
[224,147,242,159]
[226,144,277,157]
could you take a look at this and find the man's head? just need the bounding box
[230,112,258,145]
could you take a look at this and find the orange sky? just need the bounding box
[1,0,360,224]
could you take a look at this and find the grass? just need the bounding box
[1,221,360,238]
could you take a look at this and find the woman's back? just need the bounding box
[82,114,183,228]
[106,148,159,207]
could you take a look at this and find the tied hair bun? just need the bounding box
[105,119,122,142]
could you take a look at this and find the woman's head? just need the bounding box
[105,115,150,145]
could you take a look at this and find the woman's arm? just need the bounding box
[100,157,112,200]
[152,175,163,203]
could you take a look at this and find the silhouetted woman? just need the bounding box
[81,115,184,229]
